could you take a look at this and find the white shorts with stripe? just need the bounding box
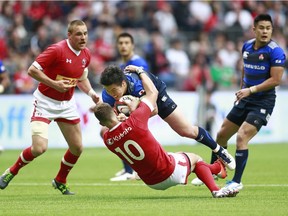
[147,152,191,190]
[31,89,80,124]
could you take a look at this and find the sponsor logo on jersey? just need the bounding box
[82,59,87,67]
[243,63,265,70]
[111,126,132,142]
[259,54,264,60]
[66,59,72,63]
[161,95,167,102]
[243,51,249,59]
[56,74,78,87]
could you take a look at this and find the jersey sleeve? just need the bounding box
[35,44,59,69]
[129,101,152,130]
[271,47,286,67]
[102,90,115,107]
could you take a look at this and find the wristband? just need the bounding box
[0,84,4,93]
[136,67,145,76]
[249,86,257,94]
[88,89,96,97]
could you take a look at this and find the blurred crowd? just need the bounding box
[1,0,288,94]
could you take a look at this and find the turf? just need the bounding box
[0,143,287,216]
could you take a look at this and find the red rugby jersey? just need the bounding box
[35,39,90,101]
[103,101,175,185]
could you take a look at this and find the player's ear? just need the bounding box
[122,80,127,88]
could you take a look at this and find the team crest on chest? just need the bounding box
[259,54,264,60]
[82,59,87,67]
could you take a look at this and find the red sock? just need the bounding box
[205,162,221,175]
[10,146,35,175]
[193,161,219,192]
[55,150,79,184]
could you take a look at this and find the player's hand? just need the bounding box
[91,94,102,105]
[120,95,140,112]
[124,65,142,73]
[54,80,73,93]
[117,113,128,122]
[235,88,251,101]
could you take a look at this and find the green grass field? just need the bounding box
[0,143,287,216]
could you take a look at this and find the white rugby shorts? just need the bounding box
[31,89,80,124]
[147,152,190,190]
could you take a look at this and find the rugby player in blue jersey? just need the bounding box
[105,32,150,181]
[192,14,286,191]
[100,62,236,182]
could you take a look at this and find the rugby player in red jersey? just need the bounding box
[93,65,238,198]
[0,20,100,195]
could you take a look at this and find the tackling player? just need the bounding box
[0,20,100,195]
[100,64,236,174]
[107,32,150,181]
[93,65,239,198]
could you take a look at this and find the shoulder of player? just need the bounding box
[267,40,285,54]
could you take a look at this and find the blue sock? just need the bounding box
[123,160,133,174]
[232,149,248,183]
[196,127,217,150]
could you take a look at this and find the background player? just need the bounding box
[0,20,100,195]
[191,14,286,191]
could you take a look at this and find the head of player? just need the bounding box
[116,32,135,62]
[67,20,88,51]
[100,65,128,101]
[253,14,273,48]
[94,103,119,129]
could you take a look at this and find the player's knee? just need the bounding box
[31,143,48,156]
[69,144,83,156]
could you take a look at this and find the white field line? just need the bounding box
[10,183,288,187]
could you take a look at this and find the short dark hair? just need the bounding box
[116,32,134,44]
[100,65,126,86]
[254,14,273,27]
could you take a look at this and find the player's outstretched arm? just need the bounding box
[125,65,158,107]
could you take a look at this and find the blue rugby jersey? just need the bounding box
[0,61,6,74]
[242,39,286,101]
[102,54,167,107]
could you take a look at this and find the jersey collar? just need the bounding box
[66,39,81,56]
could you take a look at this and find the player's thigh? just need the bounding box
[57,122,83,154]
[164,107,198,138]
[217,118,239,144]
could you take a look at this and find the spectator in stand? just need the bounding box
[30,25,53,57]
[183,51,214,92]
[145,32,175,88]
[13,59,37,94]
[224,1,253,41]
[165,38,190,90]
[217,40,240,71]
[153,2,178,38]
